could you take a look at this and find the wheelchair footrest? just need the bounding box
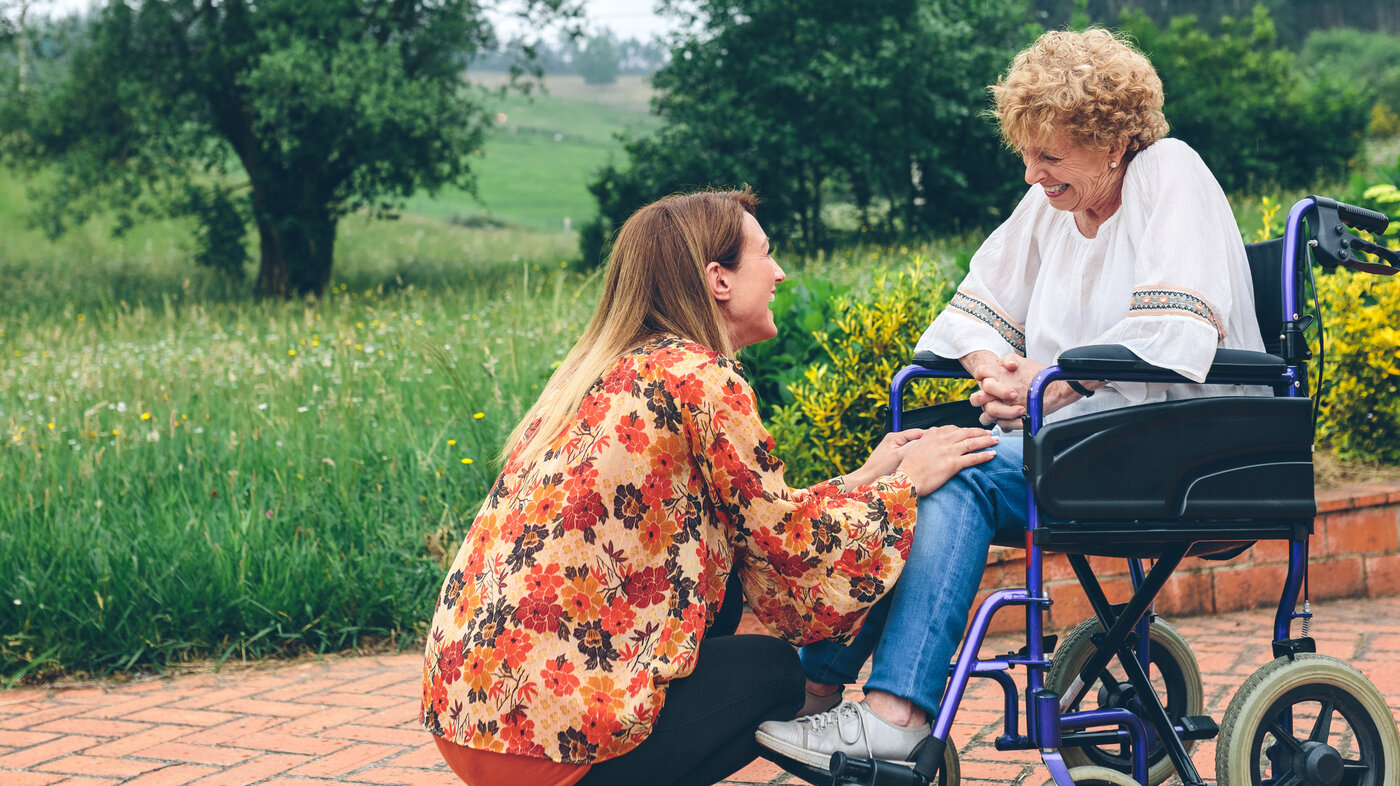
[1062,715,1219,750]
[1178,714,1220,741]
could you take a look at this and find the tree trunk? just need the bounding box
[252,207,336,299]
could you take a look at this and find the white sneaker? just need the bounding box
[755,700,929,769]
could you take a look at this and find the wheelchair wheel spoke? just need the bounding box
[1308,698,1335,743]
[1272,772,1304,786]
[1267,718,1305,755]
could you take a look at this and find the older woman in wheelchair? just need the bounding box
[756,27,1400,786]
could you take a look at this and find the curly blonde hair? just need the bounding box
[992,28,1168,154]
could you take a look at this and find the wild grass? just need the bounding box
[0,255,599,683]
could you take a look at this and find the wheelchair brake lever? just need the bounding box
[1340,236,1400,276]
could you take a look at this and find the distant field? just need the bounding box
[403,74,659,231]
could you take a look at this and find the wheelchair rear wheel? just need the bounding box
[1045,617,1203,786]
[1216,653,1399,786]
[1037,766,1140,786]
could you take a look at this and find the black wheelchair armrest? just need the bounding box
[911,350,967,373]
[1057,344,1288,386]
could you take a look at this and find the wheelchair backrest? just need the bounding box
[1244,237,1288,357]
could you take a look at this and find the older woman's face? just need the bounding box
[1019,135,1123,217]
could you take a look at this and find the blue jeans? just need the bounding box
[799,435,1028,714]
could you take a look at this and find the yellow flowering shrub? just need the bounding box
[1314,264,1400,463]
[769,262,976,487]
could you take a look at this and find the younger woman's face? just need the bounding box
[718,212,786,350]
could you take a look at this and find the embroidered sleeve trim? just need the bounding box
[948,290,1026,355]
[1128,287,1225,339]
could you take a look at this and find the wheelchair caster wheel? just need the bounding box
[1046,617,1203,786]
[1216,653,1400,786]
[1038,766,1140,785]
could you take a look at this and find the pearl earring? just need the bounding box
[1110,161,1118,168]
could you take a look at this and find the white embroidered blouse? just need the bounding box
[917,138,1266,422]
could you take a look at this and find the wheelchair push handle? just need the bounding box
[1305,196,1398,276]
[1315,195,1390,235]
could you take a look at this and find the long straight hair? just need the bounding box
[501,188,757,469]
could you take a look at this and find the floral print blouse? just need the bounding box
[420,336,917,764]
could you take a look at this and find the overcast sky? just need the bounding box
[36,0,679,42]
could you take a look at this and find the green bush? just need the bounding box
[768,262,976,488]
[1299,28,1400,140]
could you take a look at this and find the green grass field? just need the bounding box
[403,74,659,231]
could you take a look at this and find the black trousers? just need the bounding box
[578,575,804,786]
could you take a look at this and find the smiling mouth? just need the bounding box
[1045,183,1068,196]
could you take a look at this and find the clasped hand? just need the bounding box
[966,352,1043,430]
[964,351,1090,430]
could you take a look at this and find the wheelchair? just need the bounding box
[764,195,1400,786]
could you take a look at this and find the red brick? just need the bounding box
[278,707,372,735]
[1310,556,1367,600]
[0,735,100,769]
[118,764,220,786]
[1320,506,1400,556]
[255,679,345,703]
[133,741,261,767]
[342,765,462,785]
[176,716,279,746]
[0,771,64,785]
[1244,537,1292,565]
[1364,552,1400,596]
[969,589,1022,635]
[0,705,93,730]
[123,709,240,728]
[211,699,322,718]
[312,693,406,710]
[326,725,439,747]
[0,730,60,747]
[288,743,405,777]
[33,753,163,778]
[46,777,122,786]
[226,731,353,756]
[31,718,152,737]
[382,743,445,769]
[83,725,192,758]
[1212,564,1289,613]
[74,693,174,720]
[1156,569,1215,618]
[1042,553,1078,583]
[183,753,311,785]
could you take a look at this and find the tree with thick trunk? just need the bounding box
[0,0,580,298]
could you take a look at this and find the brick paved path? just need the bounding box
[2,596,1398,785]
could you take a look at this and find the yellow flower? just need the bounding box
[473,412,485,420]
[47,422,54,430]
[448,439,456,446]
[461,458,474,465]
[141,413,152,421]
[112,429,120,436]
[77,314,85,322]
[288,349,296,356]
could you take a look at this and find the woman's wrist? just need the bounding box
[843,468,875,488]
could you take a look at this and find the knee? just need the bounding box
[750,637,804,713]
